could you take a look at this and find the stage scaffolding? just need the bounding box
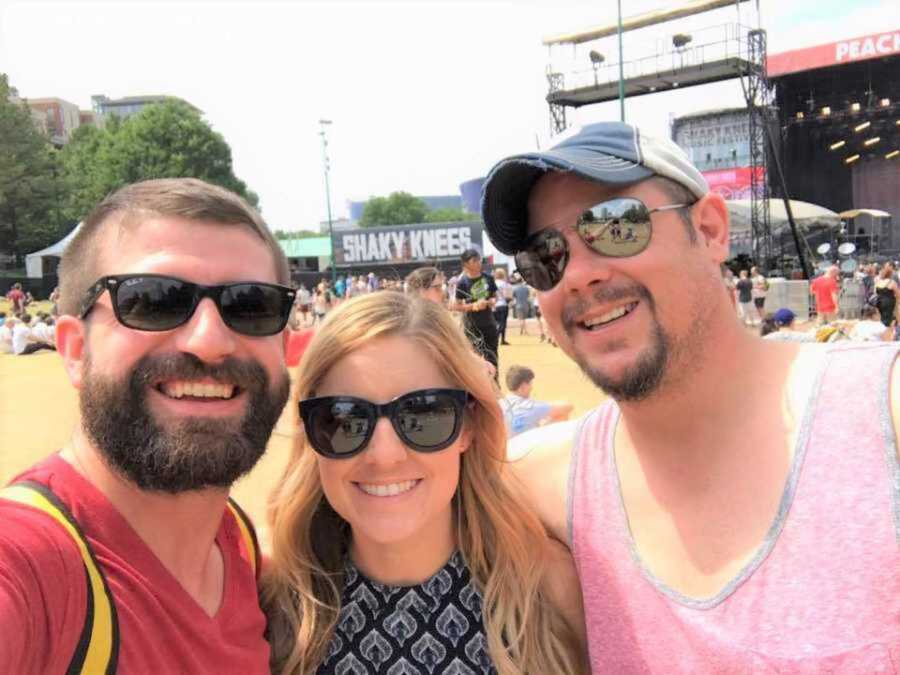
[543,18,777,270]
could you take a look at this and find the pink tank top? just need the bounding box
[569,342,900,673]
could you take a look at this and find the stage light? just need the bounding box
[589,50,605,65]
[881,98,891,107]
[829,140,846,150]
[821,106,831,116]
[796,111,805,120]
[854,121,871,132]
[864,137,881,146]
[850,102,861,112]
[845,154,860,164]
[672,33,693,48]
[886,150,900,159]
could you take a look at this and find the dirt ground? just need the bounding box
[0,323,605,546]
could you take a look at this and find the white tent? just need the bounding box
[25,222,82,278]
[726,199,841,232]
[726,200,840,257]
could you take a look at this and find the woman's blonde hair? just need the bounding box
[263,292,583,674]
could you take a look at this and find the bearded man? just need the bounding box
[481,122,899,671]
[0,178,294,672]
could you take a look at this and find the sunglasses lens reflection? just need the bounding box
[220,283,290,336]
[306,400,372,456]
[515,198,655,291]
[115,276,195,331]
[396,392,459,449]
[579,198,652,258]
[515,229,568,291]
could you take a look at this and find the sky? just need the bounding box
[1,0,896,233]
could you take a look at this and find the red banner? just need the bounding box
[701,167,763,200]
[768,29,900,78]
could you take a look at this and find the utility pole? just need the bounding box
[319,119,336,285]
[617,0,625,121]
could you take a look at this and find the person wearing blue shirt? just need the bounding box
[500,365,573,436]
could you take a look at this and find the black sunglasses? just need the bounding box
[514,197,692,291]
[79,274,296,337]
[299,388,470,459]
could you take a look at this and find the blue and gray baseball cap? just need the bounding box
[480,121,709,254]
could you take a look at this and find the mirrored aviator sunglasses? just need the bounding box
[299,388,470,459]
[513,197,690,291]
[79,274,296,337]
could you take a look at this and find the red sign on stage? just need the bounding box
[701,167,764,200]
[768,29,900,77]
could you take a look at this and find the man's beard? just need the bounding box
[80,351,290,493]
[561,282,677,402]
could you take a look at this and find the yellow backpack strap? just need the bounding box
[226,497,260,580]
[0,481,119,675]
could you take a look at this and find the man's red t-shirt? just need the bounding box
[0,454,269,674]
[811,275,839,313]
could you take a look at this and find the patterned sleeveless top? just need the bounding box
[317,551,496,674]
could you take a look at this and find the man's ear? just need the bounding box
[56,315,87,389]
[692,192,730,263]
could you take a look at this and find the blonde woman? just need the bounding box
[263,292,587,674]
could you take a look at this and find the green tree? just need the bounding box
[0,74,68,263]
[59,99,259,224]
[359,191,429,227]
[273,229,323,240]
[425,207,479,223]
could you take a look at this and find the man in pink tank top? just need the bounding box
[480,122,899,672]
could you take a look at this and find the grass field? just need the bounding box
[0,321,605,546]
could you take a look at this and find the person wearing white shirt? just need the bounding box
[850,305,891,342]
[11,316,31,355]
[31,316,57,348]
[0,318,13,354]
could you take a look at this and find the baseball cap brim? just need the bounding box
[481,149,654,255]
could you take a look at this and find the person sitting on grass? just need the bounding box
[0,315,13,353]
[850,305,892,342]
[26,313,57,352]
[500,365,573,437]
[759,308,815,342]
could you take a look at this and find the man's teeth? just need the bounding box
[357,480,419,497]
[584,302,637,328]
[161,381,235,400]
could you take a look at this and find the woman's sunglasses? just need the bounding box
[514,197,692,291]
[79,274,296,337]
[299,388,470,459]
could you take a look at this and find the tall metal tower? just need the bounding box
[547,69,568,135]
[744,28,773,266]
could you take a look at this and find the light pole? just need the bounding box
[319,119,336,285]
[617,0,625,122]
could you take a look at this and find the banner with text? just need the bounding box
[768,29,900,77]
[702,166,765,201]
[332,222,484,267]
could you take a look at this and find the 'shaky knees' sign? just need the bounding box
[334,223,481,265]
